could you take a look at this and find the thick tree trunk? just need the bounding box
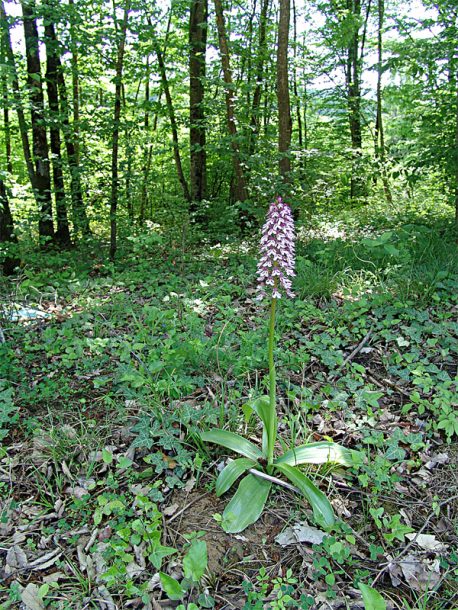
[154,39,191,203]
[189,0,208,209]
[214,0,248,204]
[109,2,130,261]
[249,0,270,155]
[0,180,19,275]
[21,0,55,243]
[277,0,292,180]
[44,16,72,246]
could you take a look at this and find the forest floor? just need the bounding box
[0,201,457,610]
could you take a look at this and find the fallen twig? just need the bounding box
[371,493,458,587]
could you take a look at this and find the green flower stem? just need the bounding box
[267,296,277,469]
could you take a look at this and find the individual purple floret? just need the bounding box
[257,196,296,300]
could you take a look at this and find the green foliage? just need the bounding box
[0,380,16,442]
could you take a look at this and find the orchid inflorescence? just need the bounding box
[201,196,358,534]
[257,196,295,300]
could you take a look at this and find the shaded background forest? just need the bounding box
[0,0,457,266]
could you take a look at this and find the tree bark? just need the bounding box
[189,0,208,209]
[153,37,191,203]
[1,36,13,175]
[109,1,130,261]
[0,179,19,275]
[345,0,366,203]
[214,0,248,204]
[0,1,36,193]
[21,0,55,243]
[249,0,270,155]
[374,0,392,204]
[277,0,292,180]
[44,14,72,246]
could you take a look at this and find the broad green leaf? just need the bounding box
[274,463,335,529]
[215,458,257,496]
[102,448,113,464]
[148,544,177,569]
[200,429,262,460]
[275,441,357,467]
[159,572,185,601]
[183,539,207,582]
[222,474,271,533]
[243,395,276,459]
[358,583,386,610]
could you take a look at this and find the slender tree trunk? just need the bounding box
[277,0,292,180]
[21,0,55,243]
[67,0,90,235]
[189,0,208,210]
[346,0,365,203]
[1,38,13,175]
[153,38,191,203]
[214,0,248,204]
[249,0,270,155]
[44,15,71,246]
[374,0,392,204]
[0,179,19,275]
[0,1,36,192]
[139,59,151,226]
[455,69,458,236]
[109,1,130,261]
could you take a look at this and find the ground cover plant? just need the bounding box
[1,199,457,609]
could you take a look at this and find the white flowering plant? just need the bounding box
[201,198,358,533]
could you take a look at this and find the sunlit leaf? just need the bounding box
[275,441,357,467]
[274,463,335,529]
[358,583,386,610]
[159,572,185,601]
[200,429,262,460]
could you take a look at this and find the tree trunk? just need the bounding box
[346,0,366,203]
[213,0,248,204]
[0,179,19,275]
[455,68,458,237]
[21,0,55,243]
[0,1,36,192]
[153,37,191,203]
[67,0,90,235]
[249,0,270,155]
[277,0,292,180]
[139,59,151,226]
[109,1,130,261]
[1,37,13,175]
[44,14,72,246]
[189,0,208,210]
[374,0,392,204]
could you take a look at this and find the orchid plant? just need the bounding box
[201,197,357,533]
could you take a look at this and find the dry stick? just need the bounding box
[371,493,458,587]
[308,329,373,393]
[167,492,210,523]
[226,458,300,494]
[336,329,372,374]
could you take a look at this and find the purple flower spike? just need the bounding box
[257,197,296,300]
